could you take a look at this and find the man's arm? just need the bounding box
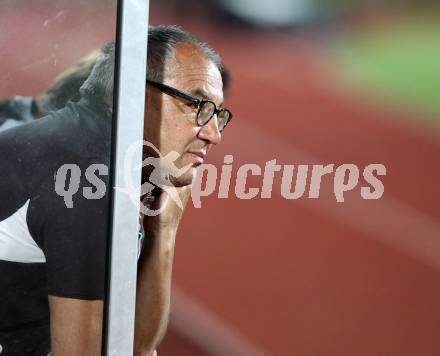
[133,186,191,356]
[49,296,103,356]
[41,167,109,356]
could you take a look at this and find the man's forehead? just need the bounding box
[167,43,223,104]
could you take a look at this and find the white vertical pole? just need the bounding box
[105,0,149,355]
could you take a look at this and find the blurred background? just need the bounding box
[153,1,440,355]
[1,0,440,355]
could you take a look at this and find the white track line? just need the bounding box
[170,120,440,356]
[226,119,440,270]
[237,51,440,142]
[171,286,268,356]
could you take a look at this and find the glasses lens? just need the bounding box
[197,101,216,126]
[218,110,231,132]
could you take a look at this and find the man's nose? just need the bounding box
[197,115,221,145]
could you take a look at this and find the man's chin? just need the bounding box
[169,169,196,187]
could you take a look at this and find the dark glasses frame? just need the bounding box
[146,79,232,131]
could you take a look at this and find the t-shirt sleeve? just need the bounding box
[1,104,112,301]
[28,165,110,300]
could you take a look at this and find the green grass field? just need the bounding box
[335,16,440,121]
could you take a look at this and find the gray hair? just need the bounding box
[80,25,224,101]
[146,25,223,82]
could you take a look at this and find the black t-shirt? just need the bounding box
[0,96,112,356]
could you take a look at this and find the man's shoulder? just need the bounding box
[34,98,111,144]
[0,98,111,163]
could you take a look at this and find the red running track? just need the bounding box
[165,18,440,356]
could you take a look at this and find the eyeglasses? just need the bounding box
[146,80,232,132]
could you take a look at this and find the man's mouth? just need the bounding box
[188,150,206,163]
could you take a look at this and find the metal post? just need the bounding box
[104,0,149,354]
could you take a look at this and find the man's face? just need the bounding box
[143,43,224,187]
